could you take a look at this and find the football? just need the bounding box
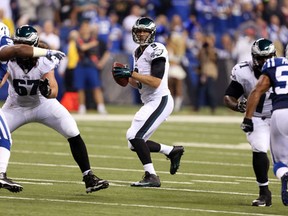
[112,62,129,87]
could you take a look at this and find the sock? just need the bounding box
[68,134,91,173]
[146,140,161,152]
[0,147,10,173]
[159,144,173,155]
[97,103,107,114]
[143,163,156,175]
[276,167,288,179]
[253,152,269,185]
[129,138,152,165]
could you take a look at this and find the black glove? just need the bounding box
[235,98,247,113]
[39,78,51,98]
[112,65,132,78]
[241,117,253,133]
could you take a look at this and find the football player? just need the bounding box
[1,25,109,193]
[0,22,65,192]
[224,38,276,206]
[113,17,184,187]
[241,44,288,206]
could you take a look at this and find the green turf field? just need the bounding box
[0,107,287,215]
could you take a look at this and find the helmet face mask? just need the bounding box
[0,22,10,37]
[132,17,156,46]
[13,25,39,47]
[251,38,276,71]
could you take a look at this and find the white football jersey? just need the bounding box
[231,60,272,117]
[133,42,171,103]
[6,57,57,107]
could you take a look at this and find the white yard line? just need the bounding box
[71,114,243,123]
[0,195,284,216]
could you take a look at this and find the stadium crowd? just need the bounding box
[1,0,288,113]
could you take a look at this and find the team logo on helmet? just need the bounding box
[132,17,156,45]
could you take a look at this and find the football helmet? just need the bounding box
[13,25,39,47]
[251,38,276,71]
[132,17,156,45]
[0,22,10,37]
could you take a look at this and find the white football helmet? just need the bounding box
[0,22,10,37]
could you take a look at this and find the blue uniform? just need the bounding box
[262,57,288,177]
[0,35,13,168]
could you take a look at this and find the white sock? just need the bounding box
[276,167,288,180]
[0,147,10,173]
[83,169,91,176]
[78,104,86,114]
[159,144,173,155]
[174,96,183,112]
[143,163,156,175]
[97,103,107,114]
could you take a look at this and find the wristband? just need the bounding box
[32,47,48,57]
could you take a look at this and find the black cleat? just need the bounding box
[0,172,23,193]
[83,171,109,193]
[281,172,288,206]
[131,171,161,187]
[252,190,272,207]
[166,146,184,175]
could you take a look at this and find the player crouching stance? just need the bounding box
[113,17,184,187]
[1,25,109,193]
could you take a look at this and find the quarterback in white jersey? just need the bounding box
[1,25,109,193]
[0,22,65,193]
[113,17,184,187]
[224,38,276,207]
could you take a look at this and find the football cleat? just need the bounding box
[131,171,161,187]
[251,190,272,207]
[281,172,288,206]
[166,146,184,175]
[0,172,23,193]
[83,171,109,193]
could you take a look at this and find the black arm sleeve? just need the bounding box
[151,57,166,79]
[225,80,244,99]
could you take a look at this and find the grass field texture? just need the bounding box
[0,106,287,216]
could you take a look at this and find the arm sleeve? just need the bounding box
[151,57,166,79]
[225,80,244,99]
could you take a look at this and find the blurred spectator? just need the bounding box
[107,11,123,53]
[0,8,14,34]
[167,34,187,112]
[195,34,218,114]
[55,0,75,27]
[155,14,169,45]
[36,0,61,25]
[122,4,141,55]
[39,20,61,50]
[17,0,40,25]
[72,0,98,25]
[91,5,110,44]
[74,21,109,114]
[232,25,257,62]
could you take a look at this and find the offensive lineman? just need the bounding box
[1,25,109,193]
[0,22,65,192]
[241,45,288,206]
[224,38,276,206]
[112,17,184,187]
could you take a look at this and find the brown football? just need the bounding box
[112,62,129,87]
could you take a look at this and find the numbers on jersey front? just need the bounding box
[275,65,288,94]
[13,79,39,96]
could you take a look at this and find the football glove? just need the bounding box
[241,117,253,133]
[46,50,66,61]
[112,65,132,78]
[39,78,51,98]
[235,98,247,113]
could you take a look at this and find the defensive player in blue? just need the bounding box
[241,45,288,206]
[0,22,65,192]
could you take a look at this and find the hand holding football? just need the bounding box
[112,62,130,87]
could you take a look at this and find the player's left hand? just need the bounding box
[236,98,247,113]
[241,117,253,132]
[39,78,51,98]
[112,64,132,78]
[46,50,66,61]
